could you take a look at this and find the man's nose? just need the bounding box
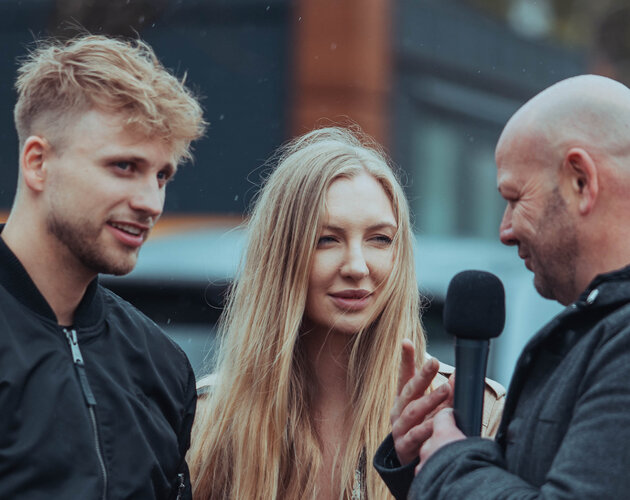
[499,205,517,246]
[129,178,164,219]
[340,244,369,280]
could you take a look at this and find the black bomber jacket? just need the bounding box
[0,230,196,499]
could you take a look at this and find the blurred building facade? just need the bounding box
[1,0,615,241]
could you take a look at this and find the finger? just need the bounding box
[448,371,456,390]
[428,399,453,420]
[445,381,454,408]
[391,357,440,421]
[417,409,464,474]
[394,419,433,465]
[392,382,450,438]
[433,407,457,434]
[425,383,454,419]
[426,408,465,451]
[397,339,416,396]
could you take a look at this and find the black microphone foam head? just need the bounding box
[443,270,505,340]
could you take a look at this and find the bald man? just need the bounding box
[373,75,630,499]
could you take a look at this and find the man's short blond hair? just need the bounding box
[14,34,206,164]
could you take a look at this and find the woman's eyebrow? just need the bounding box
[321,222,397,232]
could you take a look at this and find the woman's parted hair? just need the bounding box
[189,127,425,499]
[243,126,416,321]
[14,34,206,164]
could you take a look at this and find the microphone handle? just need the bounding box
[453,338,489,437]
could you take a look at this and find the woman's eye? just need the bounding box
[317,235,337,246]
[372,235,393,245]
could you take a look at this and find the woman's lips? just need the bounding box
[329,290,372,311]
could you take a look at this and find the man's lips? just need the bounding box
[329,289,372,311]
[106,221,151,248]
[109,221,150,236]
[519,251,532,271]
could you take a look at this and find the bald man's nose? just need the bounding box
[499,206,517,246]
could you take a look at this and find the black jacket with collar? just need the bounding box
[402,265,630,499]
[0,231,196,499]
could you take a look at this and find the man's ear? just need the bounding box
[20,136,50,193]
[563,147,598,215]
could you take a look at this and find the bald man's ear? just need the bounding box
[21,136,50,193]
[564,147,598,215]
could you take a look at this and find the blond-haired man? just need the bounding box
[0,35,205,499]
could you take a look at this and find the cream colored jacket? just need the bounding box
[427,355,505,438]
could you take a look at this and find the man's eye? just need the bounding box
[114,161,132,171]
[157,170,173,183]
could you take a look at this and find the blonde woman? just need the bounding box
[187,127,504,499]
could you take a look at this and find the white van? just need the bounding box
[102,227,563,387]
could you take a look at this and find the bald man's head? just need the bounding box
[496,74,630,305]
[498,75,630,170]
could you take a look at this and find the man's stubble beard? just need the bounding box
[46,211,137,277]
[531,188,579,305]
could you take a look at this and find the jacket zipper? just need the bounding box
[176,472,185,500]
[64,328,108,500]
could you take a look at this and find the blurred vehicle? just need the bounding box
[101,227,563,387]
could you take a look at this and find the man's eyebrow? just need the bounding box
[101,153,144,164]
[102,154,176,173]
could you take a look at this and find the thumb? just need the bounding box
[433,407,456,431]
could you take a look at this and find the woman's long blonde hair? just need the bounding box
[188,127,425,499]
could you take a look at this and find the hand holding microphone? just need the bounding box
[389,270,505,472]
[416,270,505,473]
[443,270,505,436]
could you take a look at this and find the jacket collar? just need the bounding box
[0,224,104,328]
[573,264,630,310]
[523,263,630,347]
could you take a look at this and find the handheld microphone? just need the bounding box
[443,270,505,436]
